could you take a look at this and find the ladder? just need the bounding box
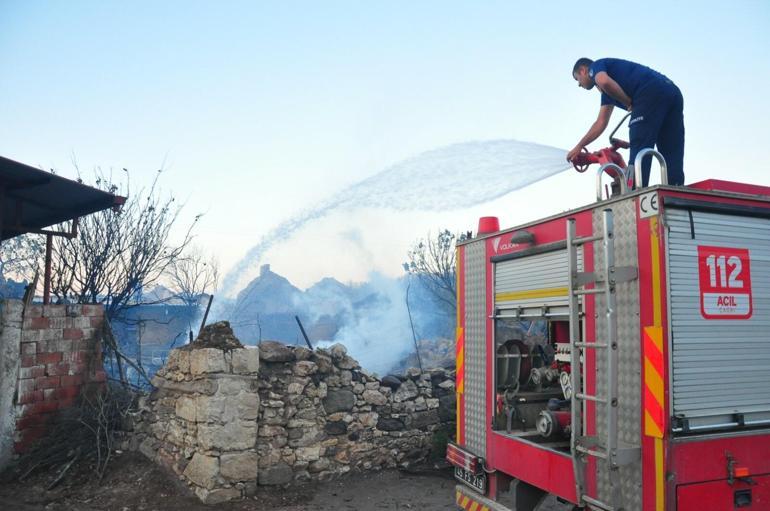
[567,209,640,511]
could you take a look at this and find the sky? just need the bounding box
[1,1,769,292]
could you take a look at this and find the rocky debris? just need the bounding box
[259,341,296,362]
[183,321,243,351]
[394,337,455,373]
[380,375,402,390]
[131,335,456,504]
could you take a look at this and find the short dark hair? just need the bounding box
[573,58,593,74]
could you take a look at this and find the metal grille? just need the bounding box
[594,200,642,510]
[667,208,770,429]
[464,239,487,456]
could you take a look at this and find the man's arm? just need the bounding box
[594,71,632,110]
[566,104,614,162]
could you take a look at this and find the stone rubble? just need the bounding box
[127,323,456,503]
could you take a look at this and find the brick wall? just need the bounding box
[12,303,106,455]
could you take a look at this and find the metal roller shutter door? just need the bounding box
[495,248,581,315]
[667,208,770,430]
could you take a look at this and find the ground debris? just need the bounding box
[182,321,243,351]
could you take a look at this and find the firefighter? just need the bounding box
[566,57,685,187]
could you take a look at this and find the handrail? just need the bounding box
[633,148,668,189]
[596,163,627,201]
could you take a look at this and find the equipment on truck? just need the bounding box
[447,134,770,510]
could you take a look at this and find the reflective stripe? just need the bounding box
[495,286,568,302]
[648,217,665,511]
[455,489,491,511]
[643,327,665,438]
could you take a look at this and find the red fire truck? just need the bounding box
[447,148,770,511]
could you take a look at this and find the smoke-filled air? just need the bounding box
[212,139,569,374]
[221,139,570,297]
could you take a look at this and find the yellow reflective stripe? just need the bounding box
[495,287,569,302]
[649,216,665,511]
[655,437,664,511]
[650,217,662,328]
[644,410,664,438]
[644,358,664,405]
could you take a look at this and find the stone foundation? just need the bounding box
[132,330,455,503]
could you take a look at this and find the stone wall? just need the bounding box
[256,342,455,486]
[0,300,106,470]
[132,332,456,504]
[133,345,262,504]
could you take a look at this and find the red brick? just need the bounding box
[19,365,46,379]
[35,376,60,389]
[39,329,63,342]
[22,329,41,343]
[43,388,56,400]
[62,328,83,340]
[21,355,37,368]
[47,362,70,376]
[67,361,88,374]
[25,304,43,318]
[17,390,44,405]
[24,400,59,415]
[43,339,72,353]
[16,413,52,430]
[90,316,104,328]
[83,304,104,316]
[17,379,36,394]
[20,342,37,355]
[25,317,50,330]
[67,351,91,364]
[36,352,62,365]
[60,374,84,387]
[56,386,81,401]
[42,305,66,318]
[72,338,94,351]
[48,317,68,329]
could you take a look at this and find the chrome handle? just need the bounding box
[633,148,668,188]
[596,163,627,201]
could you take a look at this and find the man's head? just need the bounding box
[572,57,595,90]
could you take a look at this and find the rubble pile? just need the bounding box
[395,337,455,373]
[128,324,455,504]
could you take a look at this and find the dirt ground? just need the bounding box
[0,451,572,511]
[0,452,460,511]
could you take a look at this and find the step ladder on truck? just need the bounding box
[446,131,770,511]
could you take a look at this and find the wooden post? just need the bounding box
[43,233,52,305]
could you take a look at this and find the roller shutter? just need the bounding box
[494,248,581,317]
[667,208,770,431]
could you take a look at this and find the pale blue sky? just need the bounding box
[1,1,769,289]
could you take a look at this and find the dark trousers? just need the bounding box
[629,79,685,187]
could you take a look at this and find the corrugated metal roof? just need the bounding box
[0,155,126,240]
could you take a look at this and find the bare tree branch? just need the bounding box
[403,229,468,312]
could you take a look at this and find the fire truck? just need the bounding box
[447,142,770,510]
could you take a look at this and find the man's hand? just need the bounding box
[566,146,584,163]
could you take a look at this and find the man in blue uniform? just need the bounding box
[566,58,685,187]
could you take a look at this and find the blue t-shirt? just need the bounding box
[589,58,669,109]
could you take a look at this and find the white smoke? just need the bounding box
[314,272,414,375]
[221,139,569,296]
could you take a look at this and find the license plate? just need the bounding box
[454,466,487,494]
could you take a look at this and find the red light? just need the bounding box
[735,467,750,478]
[446,443,482,474]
